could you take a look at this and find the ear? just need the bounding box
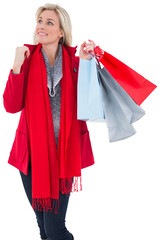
[59,29,64,38]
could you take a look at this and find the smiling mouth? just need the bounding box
[38,33,48,36]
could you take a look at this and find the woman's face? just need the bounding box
[35,10,63,45]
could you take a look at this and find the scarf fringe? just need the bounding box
[32,197,60,214]
[59,176,82,194]
[32,176,82,214]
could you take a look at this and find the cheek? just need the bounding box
[35,25,39,33]
[49,26,60,35]
[47,30,55,39]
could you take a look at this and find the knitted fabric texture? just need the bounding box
[41,44,62,147]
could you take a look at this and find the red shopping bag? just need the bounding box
[94,46,157,105]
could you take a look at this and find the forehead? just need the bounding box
[39,10,59,20]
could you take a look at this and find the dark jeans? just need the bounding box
[19,157,74,240]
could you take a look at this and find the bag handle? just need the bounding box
[88,51,101,70]
[88,46,104,70]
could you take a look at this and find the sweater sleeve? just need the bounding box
[11,70,19,75]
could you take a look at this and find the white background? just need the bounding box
[0,0,160,240]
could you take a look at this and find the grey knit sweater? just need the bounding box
[41,44,62,148]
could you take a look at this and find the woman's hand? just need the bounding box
[12,46,30,74]
[79,39,96,60]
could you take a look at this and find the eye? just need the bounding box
[48,21,53,25]
[38,19,42,24]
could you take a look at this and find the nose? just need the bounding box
[39,22,45,30]
[40,25,45,29]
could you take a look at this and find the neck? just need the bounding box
[41,42,60,66]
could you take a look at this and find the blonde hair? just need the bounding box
[33,3,72,46]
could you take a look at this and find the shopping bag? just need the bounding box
[94,46,157,105]
[77,57,105,121]
[77,55,146,142]
[97,66,145,142]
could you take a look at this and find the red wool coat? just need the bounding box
[3,44,95,175]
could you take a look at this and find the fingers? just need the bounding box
[81,41,86,47]
[26,50,30,58]
[26,49,30,58]
[79,40,96,60]
[80,41,87,51]
[88,39,96,48]
[23,46,30,58]
[83,39,96,53]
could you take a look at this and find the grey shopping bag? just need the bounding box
[98,66,145,142]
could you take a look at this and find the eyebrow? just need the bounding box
[38,17,55,22]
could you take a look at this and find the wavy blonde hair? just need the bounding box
[33,3,72,46]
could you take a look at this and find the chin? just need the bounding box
[37,39,48,44]
[36,35,47,43]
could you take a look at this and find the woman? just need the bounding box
[3,3,97,240]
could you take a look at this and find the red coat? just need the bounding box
[3,44,95,175]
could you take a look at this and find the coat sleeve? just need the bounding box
[3,61,27,114]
